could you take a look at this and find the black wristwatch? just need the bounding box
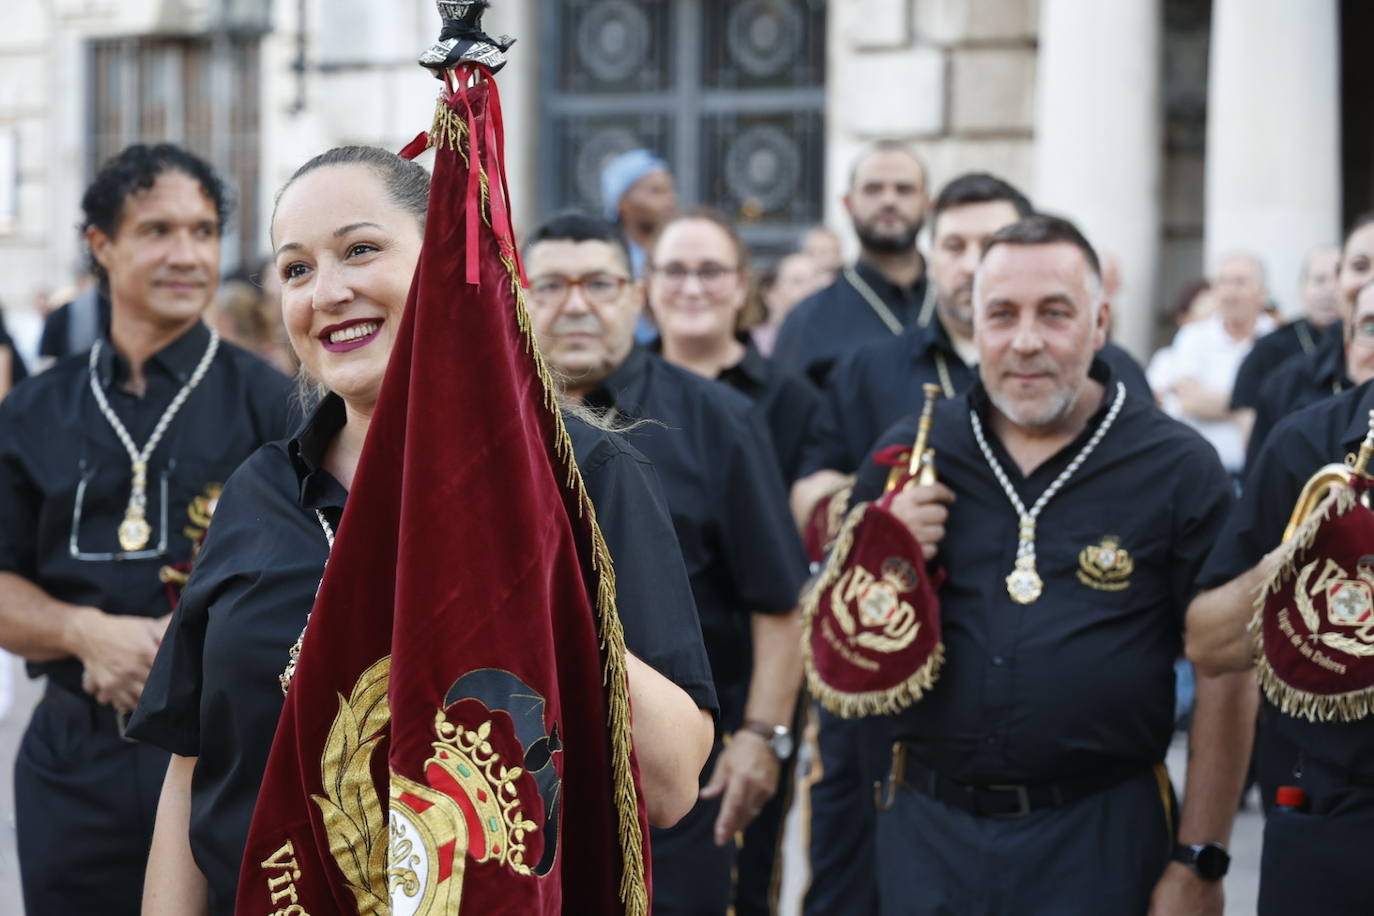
[739,721,795,761]
[1172,842,1230,881]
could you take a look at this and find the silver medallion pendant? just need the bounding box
[118,509,151,552]
[1006,558,1043,605]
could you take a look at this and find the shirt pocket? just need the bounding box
[1048,504,1174,619]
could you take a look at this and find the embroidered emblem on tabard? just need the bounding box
[1255,486,1374,722]
[1077,536,1134,592]
[802,502,944,718]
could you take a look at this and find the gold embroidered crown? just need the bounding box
[429,710,539,872]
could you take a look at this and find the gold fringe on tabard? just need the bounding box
[427,99,649,916]
[801,502,946,719]
[1248,483,1374,723]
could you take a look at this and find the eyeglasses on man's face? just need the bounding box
[527,272,631,308]
[1351,317,1374,348]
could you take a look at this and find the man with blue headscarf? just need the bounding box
[602,149,679,343]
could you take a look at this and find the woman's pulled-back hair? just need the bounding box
[274,146,431,410]
[272,145,431,235]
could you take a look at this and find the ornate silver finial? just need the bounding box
[419,0,516,76]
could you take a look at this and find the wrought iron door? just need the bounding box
[88,35,263,274]
[539,0,826,259]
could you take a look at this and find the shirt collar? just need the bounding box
[584,343,651,415]
[287,392,349,511]
[910,316,963,365]
[723,335,769,386]
[94,320,213,390]
[1311,330,1350,389]
[853,258,928,305]
[1341,381,1374,449]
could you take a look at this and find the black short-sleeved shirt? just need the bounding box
[127,394,717,915]
[0,322,294,695]
[38,289,111,361]
[0,312,28,387]
[1246,327,1352,470]
[584,346,809,727]
[1198,380,1374,778]
[771,260,931,387]
[695,336,820,483]
[850,361,1233,785]
[1232,318,1329,410]
[798,317,1155,478]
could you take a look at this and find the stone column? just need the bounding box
[1033,0,1162,360]
[1205,0,1340,314]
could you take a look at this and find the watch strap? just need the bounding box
[1172,842,1229,881]
[740,720,784,740]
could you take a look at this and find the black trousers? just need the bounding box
[802,707,890,916]
[1258,752,1374,916]
[650,740,738,915]
[875,766,1173,916]
[14,685,168,916]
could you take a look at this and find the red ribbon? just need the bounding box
[438,65,528,289]
[397,131,430,161]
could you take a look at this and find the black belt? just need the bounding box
[889,742,1152,819]
[42,682,135,742]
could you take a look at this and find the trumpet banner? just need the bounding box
[1254,479,1374,723]
[802,444,945,718]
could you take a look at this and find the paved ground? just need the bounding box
[0,654,38,915]
[0,658,1263,914]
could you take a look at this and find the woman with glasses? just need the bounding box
[128,147,715,915]
[643,209,819,914]
[646,209,820,483]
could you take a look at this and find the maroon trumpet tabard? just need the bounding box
[1257,482,1374,722]
[803,498,944,718]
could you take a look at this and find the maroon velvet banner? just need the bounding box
[237,69,649,916]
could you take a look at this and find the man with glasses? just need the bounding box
[525,212,808,916]
[0,144,292,914]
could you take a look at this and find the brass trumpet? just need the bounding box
[1282,409,1374,542]
[885,383,943,494]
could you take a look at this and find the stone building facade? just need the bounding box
[0,0,1359,361]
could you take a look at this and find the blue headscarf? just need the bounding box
[601,149,669,222]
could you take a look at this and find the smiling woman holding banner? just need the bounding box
[128,19,714,916]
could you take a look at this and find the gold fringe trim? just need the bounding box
[800,502,945,719]
[429,97,648,915]
[1249,484,1374,722]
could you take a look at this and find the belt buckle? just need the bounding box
[116,709,137,744]
[986,784,1032,819]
